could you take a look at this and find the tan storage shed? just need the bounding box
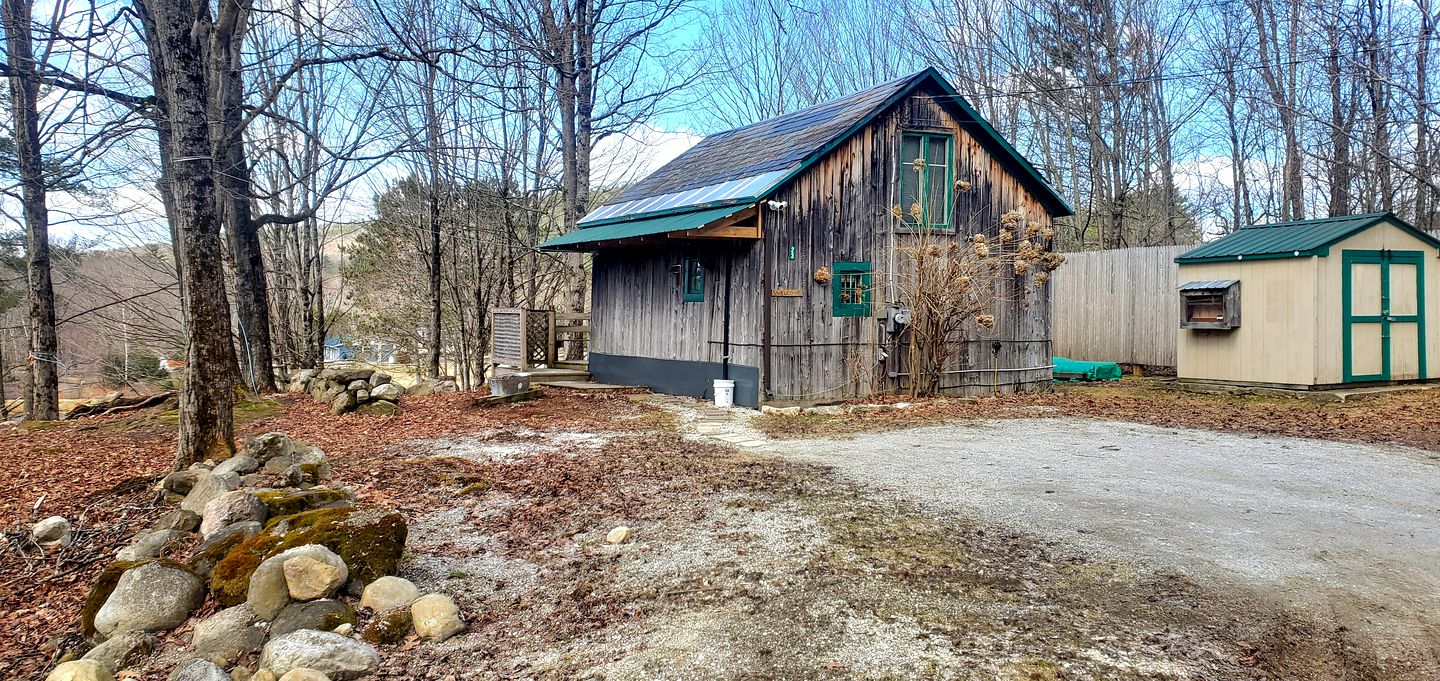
[1175,213,1440,389]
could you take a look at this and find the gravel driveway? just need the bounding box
[773,417,1440,623]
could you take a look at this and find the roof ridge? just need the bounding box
[1241,211,1391,229]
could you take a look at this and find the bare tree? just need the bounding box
[1,0,58,420]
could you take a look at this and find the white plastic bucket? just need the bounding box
[713,379,736,408]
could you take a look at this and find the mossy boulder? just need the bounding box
[79,560,150,640]
[359,607,413,645]
[269,599,357,639]
[253,488,352,518]
[211,507,406,606]
[456,481,489,496]
[354,400,401,416]
[188,521,261,580]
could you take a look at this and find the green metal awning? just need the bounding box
[537,204,751,251]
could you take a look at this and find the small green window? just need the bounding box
[682,257,704,302]
[898,132,953,230]
[832,261,871,317]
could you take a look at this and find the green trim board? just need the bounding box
[832,261,872,317]
[1177,212,1440,264]
[682,257,704,302]
[537,204,751,251]
[780,67,1074,218]
[576,67,1074,230]
[902,68,1075,217]
[1341,249,1427,383]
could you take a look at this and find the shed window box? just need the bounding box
[1180,280,1240,330]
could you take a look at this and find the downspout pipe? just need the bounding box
[722,251,733,380]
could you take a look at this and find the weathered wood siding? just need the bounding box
[591,242,763,369]
[590,84,1061,402]
[762,86,1056,400]
[1051,245,1190,367]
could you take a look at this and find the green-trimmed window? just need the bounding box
[832,261,872,317]
[682,257,704,302]
[898,132,954,230]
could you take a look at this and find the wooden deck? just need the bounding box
[493,365,641,392]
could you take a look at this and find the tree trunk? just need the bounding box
[138,0,238,469]
[210,0,278,392]
[2,0,60,421]
[423,61,444,378]
[1325,21,1352,216]
[1418,0,1435,230]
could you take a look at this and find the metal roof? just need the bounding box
[538,204,751,251]
[1178,279,1238,290]
[1175,212,1440,263]
[578,67,1073,228]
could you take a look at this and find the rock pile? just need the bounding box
[286,367,408,416]
[44,432,466,681]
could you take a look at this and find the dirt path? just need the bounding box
[771,416,1440,679]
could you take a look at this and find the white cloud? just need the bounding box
[591,124,702,188]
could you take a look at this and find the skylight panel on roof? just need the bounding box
[578,169,790,225]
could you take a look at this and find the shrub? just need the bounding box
[98,351,169,387]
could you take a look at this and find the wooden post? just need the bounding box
[545,309,556,366]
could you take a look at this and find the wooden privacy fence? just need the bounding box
[1051,244,1191,367]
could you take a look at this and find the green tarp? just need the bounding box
[1053,357,1122,382]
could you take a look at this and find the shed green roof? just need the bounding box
[537,203,751,251]
[1175,212,1439,264]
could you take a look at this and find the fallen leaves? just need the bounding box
[756,381,1440,451]
[0,389,653,679]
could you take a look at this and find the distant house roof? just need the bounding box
[1176,212,1440,264]
[566,66,1072,235]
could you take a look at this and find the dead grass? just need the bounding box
[0,389,658,679]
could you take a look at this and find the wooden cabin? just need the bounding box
[539,68,1073,406]
[1176,213,1440,388]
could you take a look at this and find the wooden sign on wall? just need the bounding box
[772,288,803,297]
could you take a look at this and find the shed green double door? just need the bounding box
[1343,250,1427,382]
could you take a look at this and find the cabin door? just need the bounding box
[1343,250,1426,382]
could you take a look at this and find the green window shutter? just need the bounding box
[682,257,704,302]
[832,261,872,317]
[897,132,954,230]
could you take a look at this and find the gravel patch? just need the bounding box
[772,416,1440,675]
[408,428,616,462]
[402,506,541,601]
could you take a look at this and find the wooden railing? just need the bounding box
[553,313,590,363]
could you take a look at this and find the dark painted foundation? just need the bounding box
[590,353,760,408]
